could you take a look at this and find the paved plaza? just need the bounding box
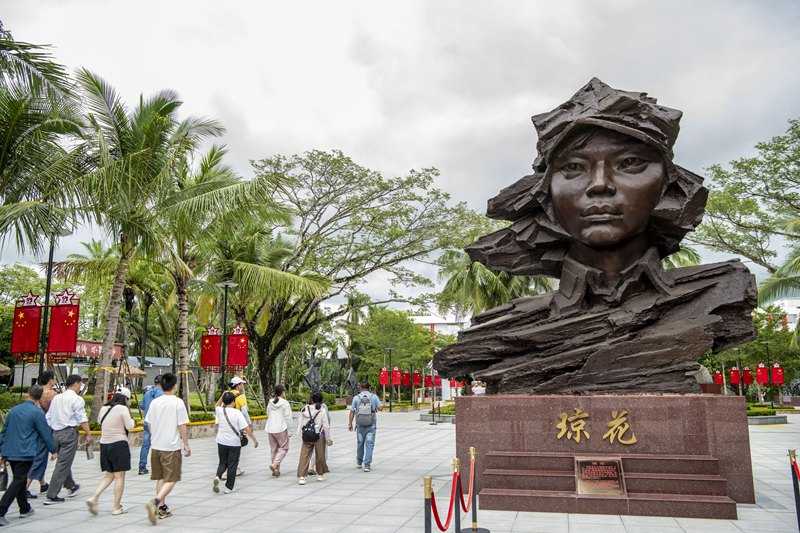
[0,408,797,532]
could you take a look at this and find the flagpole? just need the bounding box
[37,234,57,378]
[216,281,238,392]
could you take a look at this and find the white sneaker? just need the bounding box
[224,488,237,494]
[317,474,326,481]
[212,476,220,494]
[363,466,371,472]
[298,477,307,485]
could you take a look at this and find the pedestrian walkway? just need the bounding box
[0,409,797,532]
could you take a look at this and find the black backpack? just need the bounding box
[301,406,321,443]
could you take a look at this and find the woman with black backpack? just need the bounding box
[295,391,331,485]
[86,387,135,516]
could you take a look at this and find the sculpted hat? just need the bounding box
[466,78,708,277]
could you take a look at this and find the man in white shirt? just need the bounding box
[44,374,92,505]
[143,373,190,524]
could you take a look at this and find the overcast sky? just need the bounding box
[2,1,799,304]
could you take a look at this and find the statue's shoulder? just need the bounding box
[669,259,755,285]
[471,292,553,326]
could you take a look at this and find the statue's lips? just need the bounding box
[581,206,622,222]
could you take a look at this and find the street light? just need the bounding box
[215,281,238,390]
[38,227,72,377]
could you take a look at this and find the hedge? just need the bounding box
[747,407,777,416]
[428,404,456,415]
[189,412,216,423]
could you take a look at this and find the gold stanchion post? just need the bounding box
[461,446,490,533]
[424,476,432,533]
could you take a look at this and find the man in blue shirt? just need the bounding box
[138,375,163,475]
[348,381,383,472]
[0,385,57,526]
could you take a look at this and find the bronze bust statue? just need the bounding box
[433,78,756,394]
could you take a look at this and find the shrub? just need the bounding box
[189,412,216,423]
[747,407,776,416]
[287,392,308,404]
[0,394,25,411]
[429,404,456,415]
[249,408,266,417]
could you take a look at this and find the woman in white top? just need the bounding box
[213,392,258,494]
[86,387,135,516]
[266,385,292,477]
[296,391,331,485]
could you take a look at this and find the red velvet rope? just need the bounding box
[458,455,476,513]
[792,458,800,481]
[430,471,459,531]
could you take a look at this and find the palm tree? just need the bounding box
[437,249,553,320]
[758,217,800,312]
[69,69,225,419]
[0,24,83,254]
[661,245,702,270]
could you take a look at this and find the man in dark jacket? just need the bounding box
[0,385,58,526]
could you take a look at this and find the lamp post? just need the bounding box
[38,227,72,377]
[215,281,238,390]
[763,339,774,409]
[387,347,394,413]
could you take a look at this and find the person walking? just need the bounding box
[307,395,331,476]
[0,385,57,527]
[212,392,258,495]
[348,381,382,472]
[265,385,292,477]
[44,374,92,504]
[86,387,135,516]
[138,375,163,475]
[296,392,331,485]
[143,373,190,524]
[25,371,57,499]
[216,376,250,478]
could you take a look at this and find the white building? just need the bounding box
[770,297,800,331]
[409,315,468,336]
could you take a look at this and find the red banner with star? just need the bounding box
[743,368,753,385]
[378,368,389,385]
[729,368,741,385]
[712,371,723,384]
[11,303,42,354]
[771,364,784,385]
[756,363,769,384]
[412,371,421,386]
[47,304,80,353]
[200,333,221,369]
[424,375,432,387]
[401,372,410,387]
[227,334,248,368]
[391,367,401,386]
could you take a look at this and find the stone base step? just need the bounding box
[484,451,720,475]
[482,468,728,495]
[479,488,737,519]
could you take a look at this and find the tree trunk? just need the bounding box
[115,286,135,390]
[254,333,277,405]
[176,277,191,413]
[90,247,131,422]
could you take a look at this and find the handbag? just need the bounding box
[222,407,248,447]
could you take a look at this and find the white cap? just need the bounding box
[116,387,131,399]
[229,376,246,386]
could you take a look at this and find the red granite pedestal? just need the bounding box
[455,395,754,520]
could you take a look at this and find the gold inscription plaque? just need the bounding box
[575,457,626,496]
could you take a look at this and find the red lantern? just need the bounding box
[743,367,753,385]
[379,368,389,385]
[771,363,785,385]
[756,363,769,384]
[712,371,723,385]
[729,367,740,385]
[200,326,221,371]
[11,292,42,355]
[391,367,401,386]
[412,371,421,386]
[401,372,411,387]
[424,375,432,387]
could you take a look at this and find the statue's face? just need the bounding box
[549,129,665,250]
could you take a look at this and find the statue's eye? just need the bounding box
[560,162,584,174]
[618,157,646,170]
